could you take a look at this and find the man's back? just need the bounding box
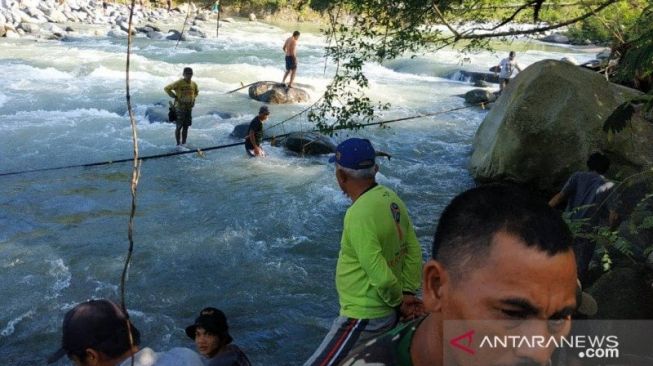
[336,185,422,319]
[563,171,613,220]
[284,36,296,56]
[499,57,517,78]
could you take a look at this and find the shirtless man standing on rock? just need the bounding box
[282,31,300,89]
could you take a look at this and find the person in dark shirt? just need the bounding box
[244,106,270,157]
[339,184,577,366]
[185,307,251,366]
[549,152,614,282]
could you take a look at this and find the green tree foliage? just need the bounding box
[306,0,621,133]
[566,1,646,45]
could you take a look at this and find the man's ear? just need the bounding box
[423,259,448,313]
[82,348,101,366]
[335,168,347,184]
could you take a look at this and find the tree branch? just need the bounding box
[458,0,618,40]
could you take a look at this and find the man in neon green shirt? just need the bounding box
[164,67,199,146]
[304,138,423,366]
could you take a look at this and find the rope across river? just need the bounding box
[0,102,489,177]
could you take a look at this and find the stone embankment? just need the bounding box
[0,0,229,40]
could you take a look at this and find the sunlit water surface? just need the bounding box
[0,17,597,365]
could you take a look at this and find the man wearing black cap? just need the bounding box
[48,299,204,366]
[164,67,199,147]
[244,106,270,157]
[185,307,251,366]
[304,138,424,366]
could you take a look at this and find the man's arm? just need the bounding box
[401,216,422,294]
[548,192,567,208]
[399,216,425,320]
[247,130,258,149]
[164,81,177,99]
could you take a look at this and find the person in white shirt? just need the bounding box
[496,51,522,92]
[47,299,204,366]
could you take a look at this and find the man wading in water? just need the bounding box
[165,67,199,147]
[245,106,270,157]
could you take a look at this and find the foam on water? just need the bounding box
[0,310,35,337]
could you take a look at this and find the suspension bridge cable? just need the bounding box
[0,102,490,178]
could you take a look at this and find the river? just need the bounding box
[0,16,598,365]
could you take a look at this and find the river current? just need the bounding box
[0,16,597,365]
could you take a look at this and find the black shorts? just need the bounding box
[175,107,192,128]
[285,55,297,71]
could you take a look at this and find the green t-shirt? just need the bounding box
[336,184,422,319]
[164,79,199,108]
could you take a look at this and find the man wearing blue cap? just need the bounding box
[304,138,424,366]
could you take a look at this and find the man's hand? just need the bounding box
[254,147,265,156]
[399,294,425,321]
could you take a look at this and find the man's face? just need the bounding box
[183,71,193,81]
[426,231,577,366]
[260,113,269,122]
[195,327,221,357]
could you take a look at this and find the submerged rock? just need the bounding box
[248,81,310,104]
[230,122,273,139]
[540,33,569,44]
[166,29,187,41]
[470,60,650,191]
[271,132,336,155]
[449,70,501,84]
[463,89,496,105]
[145,105,170,123]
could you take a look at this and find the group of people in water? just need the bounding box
[163,31,300,150]
[47,130,614,365]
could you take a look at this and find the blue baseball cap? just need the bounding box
[329,138,376,170]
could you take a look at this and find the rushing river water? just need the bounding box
[0,16,598,365]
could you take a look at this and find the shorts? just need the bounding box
[501,78,510,84]
[285,55,297,71]
[175,107,192,128]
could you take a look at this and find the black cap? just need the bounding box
[183,67,193,75]
[185,307,233,344]
[259,106,270,115]
[47,299,139,364]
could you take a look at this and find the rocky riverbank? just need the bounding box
[0,0,253,40]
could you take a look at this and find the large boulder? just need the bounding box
[588,266,653,319]
[271,132,336,155]
[608,174,653,261]
[248,81,310,104]
[470,60,651,191]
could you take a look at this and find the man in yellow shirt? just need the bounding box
[164,67,199,146]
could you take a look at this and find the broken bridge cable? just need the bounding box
[0,101,491,177]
